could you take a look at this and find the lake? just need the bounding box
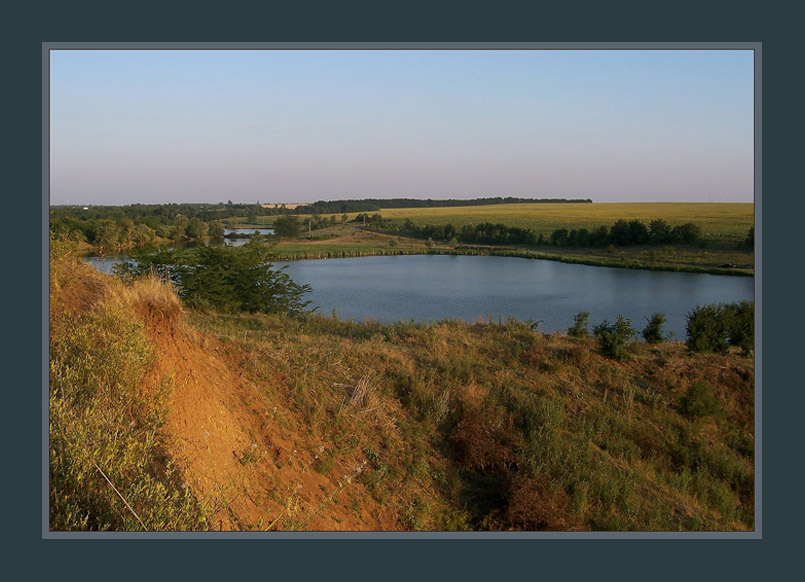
[83,253,754,338]
[224,228,274,247]
[275,254,754,338]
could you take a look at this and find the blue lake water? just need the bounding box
[275,254,754,338]
[83,253,754,337]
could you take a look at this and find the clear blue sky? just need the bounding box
[49,49,755,205]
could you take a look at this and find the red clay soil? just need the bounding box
[139,297,401,530]
[53,260,401,531]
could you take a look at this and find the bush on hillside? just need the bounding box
[686,301,754,355]
[642,312,666,344]
[117,244,312,315]
[593,315,636,360]
[567,311,590,338]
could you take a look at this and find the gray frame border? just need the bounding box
[42,41,762,540]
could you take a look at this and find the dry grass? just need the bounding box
[50,247,755,532]
[191,310,755,531]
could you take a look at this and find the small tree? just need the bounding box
[648,219,674,245]
[130,223,155,247]
[642,312,666,344]
[118,245,312,315]
[568,311,590,338]
[685,301,753,355]
[209,220,226,239]
[95,222,121,253]
[186,217,209,241]
[594,315,636,360]
[672,222,701,245]
[274,215,300,238]
[172,215,189,241]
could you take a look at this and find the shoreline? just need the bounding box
[73,239,754,277]
[266,246,754,277]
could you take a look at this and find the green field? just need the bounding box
[375,203,754,244]
[238,202,753,244]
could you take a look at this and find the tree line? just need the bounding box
[50,214,228,252]
[296,196,592,215]
[381,218,712,248]
[548,219,702,247]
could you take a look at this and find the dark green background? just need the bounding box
[9,1,800,579]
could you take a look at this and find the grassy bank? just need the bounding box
[258,226,753,275]
[50,250,755,531]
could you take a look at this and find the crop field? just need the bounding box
[372,203,754,244]
[243,202,753,244]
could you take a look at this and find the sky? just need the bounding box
[49,49,755,205]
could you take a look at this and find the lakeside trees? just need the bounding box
[387,217,709,249]
[117,245,312,315]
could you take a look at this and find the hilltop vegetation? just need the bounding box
[49,244,754,532]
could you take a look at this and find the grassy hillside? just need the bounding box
[49,250,755,532]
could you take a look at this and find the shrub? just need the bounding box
[678,380,718,417]
[567,311,590,338]
[209,220,225,238]
[724,301,754,355]
[274,214,300,238]
[686,304,728,353]
[673,222,701,245]
[117,245,312,315]
[686,302,754,355]
[641,312,666,344]
[593,315,636,360]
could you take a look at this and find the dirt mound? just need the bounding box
[49,258,109,321]
[149,324,398,530]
